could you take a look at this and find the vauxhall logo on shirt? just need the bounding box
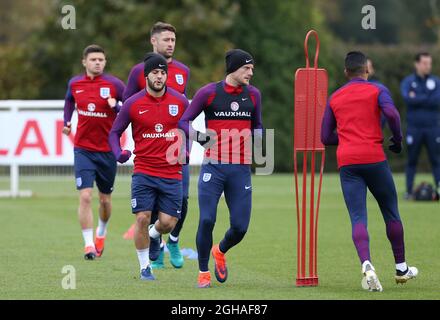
[213,101,252,118]
[231,101,239,111]
[155,124,163,132]
[78,103,108,118]
[142,123,176,139]
[88,103,96,112]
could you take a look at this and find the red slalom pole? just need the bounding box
[293,30,328,287]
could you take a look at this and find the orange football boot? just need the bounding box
[95,236,105,258]
[211,244,228,283]
[197,271,211,288]
[84,245,97,260]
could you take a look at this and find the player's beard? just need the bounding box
[158,49,173,59]
[147,78,166,92]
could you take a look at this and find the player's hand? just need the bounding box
[107,96,117,108]
[117,150,132,163]
[388,137,402,154]
[62,122,71,135]
[409,91,416,98]
[196,130,217,149]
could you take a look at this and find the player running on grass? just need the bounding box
[179,49,263,288]
[321,51,418,291]
[63,44,125,260]
[123,22,191,270]
[109,53,188,280]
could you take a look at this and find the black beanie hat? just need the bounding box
[225,49,254,74]
[144,52,168,77]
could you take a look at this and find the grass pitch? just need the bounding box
[0,173,439,299]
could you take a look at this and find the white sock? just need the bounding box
[169,234,179,242]
[148,224,160,239]
[97,218,108,237]
[396,262,408,272]
[137,248,150,271]
[361,260,374,272]
[82,228,94,248]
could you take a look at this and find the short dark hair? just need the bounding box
[150,21,176,37]
[345,51,367,76]
[415,52,431,62]
[83,44,105,58]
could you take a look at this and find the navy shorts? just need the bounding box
[131,173,183,218]
[74,148,117,194]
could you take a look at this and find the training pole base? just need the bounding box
[296,277,319,287]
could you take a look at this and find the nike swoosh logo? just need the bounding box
[245,185,252,190]
[245,59,252,63]
[177,210,182,214]
[139,110,149,114]
[242,98,248,101]
[217,267,226,279]
[159,64,165,67]
[75,90,84,93]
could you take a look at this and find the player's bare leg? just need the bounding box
[148,212,178,261]
[150,210,165,270]
[135,211,155,280]
[78,188,96,260]
[95,192,111,257]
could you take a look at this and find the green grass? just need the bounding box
[0,173,439,299]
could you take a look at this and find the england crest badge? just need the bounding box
[202,173,212,182]
[169,104,179,116]
[175,74,184,85]
[100,87,110,98]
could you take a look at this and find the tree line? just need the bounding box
[1,0,439,172]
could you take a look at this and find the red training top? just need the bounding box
[109,87,189,180]
[64,73,125,152]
